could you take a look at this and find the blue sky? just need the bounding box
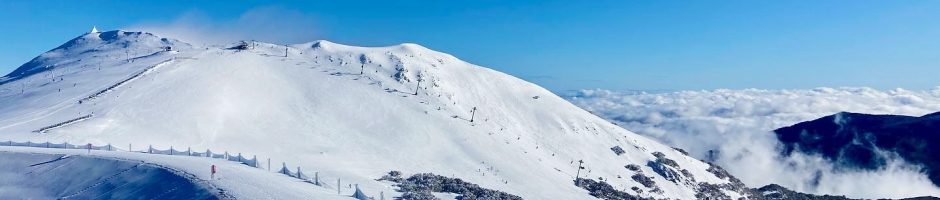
[1,1,938,92]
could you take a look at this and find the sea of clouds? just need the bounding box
[564,87,940,198]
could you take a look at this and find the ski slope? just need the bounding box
[0,146,352,199]
[0,30,750,199]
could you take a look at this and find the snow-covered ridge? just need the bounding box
[303,40,436,55]
[1,30,192,85]
[1,30,752,199]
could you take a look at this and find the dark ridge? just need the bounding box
[773,111,940,187]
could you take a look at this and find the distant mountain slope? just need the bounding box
[0,30,757,199]
[774,111,940,187]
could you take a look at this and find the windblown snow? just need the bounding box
[0,30,749,199]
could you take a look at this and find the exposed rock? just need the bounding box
[706,162,732,181]
[751,184,850,200]
[650,151,679,168]
[574,178,652,200]
[625,164,641,172]
[398,190,439,200]
[611,146,626,156]
[747,183,940,200]
[695,182,732,200]
[631,173,656,188]
[378,170,404,183]
[652,152,666,159]
[672,147,689,156]
[680,169,695,183]
[647,160,681,183]
[656,157,679,168]
[382,171,523,200]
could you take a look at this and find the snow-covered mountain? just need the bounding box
[1,30,759,199]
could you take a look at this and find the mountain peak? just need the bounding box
[395,42,428,51]
[0,30,193,84]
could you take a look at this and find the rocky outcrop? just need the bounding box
[379,171,523,200]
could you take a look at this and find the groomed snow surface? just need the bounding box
[0,30,750,199]
[0,145,353,199]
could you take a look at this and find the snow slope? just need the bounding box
[0,30,748,199]
[0,146,352,199]
[0,150,218,200]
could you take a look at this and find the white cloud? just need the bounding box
[124,6,322,46]
[565,87,940,198]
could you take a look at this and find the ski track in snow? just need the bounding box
[59,163,144,199]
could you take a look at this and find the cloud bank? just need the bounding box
[565,87,940,198]
[125,6,322,46]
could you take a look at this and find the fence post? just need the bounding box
[65,142,69,149]
[253,155,258,168]
[27,141,31,147]
[108,143,112,151]
[188,147,192,156]
[338,179,341,194]
[281,162,287,175]
[149,145,153,154]
[129,144,132,152]
[315,172,319,185]
[46,142,49,148]
[170,146,174,155]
